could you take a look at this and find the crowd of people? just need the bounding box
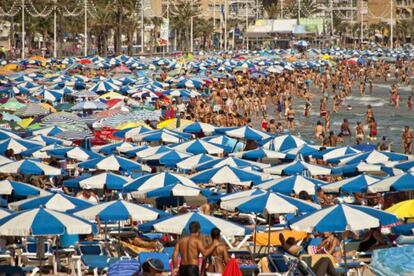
[1,48,414,276]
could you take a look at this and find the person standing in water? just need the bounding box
[402,126,413,154]
[356,122,365,143]
[286,106,295,130]
[368,118,378,141]
[340,118,352,137]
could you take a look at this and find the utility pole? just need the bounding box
[281,0,283,18]
[141,0,144,54]
[245,0,248,50]
[390,0,394,49]
[190,16,194,52]
[167,0,169,52]
[53,0,57,58]
[21,0,25,59]
[224,0,227,50]
[330,0,333,37]
[220,1,223,50]
[213,0,216,49]
[84,0,88,56]
[360,0,363,43]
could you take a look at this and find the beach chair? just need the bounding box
[19,239,57,275]
[0,239,15,266]
[0,265,39,276]
[77,241,119,276]
[55,234,79,274]
[395,235,414,246]
[258,253,316,276]
[138,252,171,272]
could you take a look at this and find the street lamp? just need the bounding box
[140,0,150,54]
[21,0,25,59]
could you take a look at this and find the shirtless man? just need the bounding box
[402,126,413,154]
[206,228,229,276]
[340,118,352,137]
[172,221,219,276]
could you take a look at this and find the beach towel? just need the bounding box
[223,258,242,276]
[254,230,308,246]
[108,259,140,276]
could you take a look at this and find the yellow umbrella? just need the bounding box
[286,56,297,62]
[39,103,56,113]
[320,54,332,60]
[99,91,125,100]
[18,118,34,128]
[386,199,414,219]
[2,64,19,71]
[116,121,150,130]
[157,118,193,129]
[0,69,13,76]
[29,56,47,62]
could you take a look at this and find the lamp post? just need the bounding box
[21,0,25,59]
[245,0,248,50]
[390,0,394,49]
[84,0,88,56]
[53,0,57,58]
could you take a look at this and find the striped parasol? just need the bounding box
[15,103,51,117]
[41,112,89,130]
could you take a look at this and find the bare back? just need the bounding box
[178,236,201,266]
[207,243,229,273]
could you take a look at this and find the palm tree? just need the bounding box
[264,3,279,19]
[149,17,164,54]
[335,21,350,46]
[194,18,214,50]
[90,0,113,56]
[395,19,411,43]
[170,0,201,51]
[287,0,321,19]
[351,23,360,41]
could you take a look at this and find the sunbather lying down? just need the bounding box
[128,237,164,251]
[120,235,175,253]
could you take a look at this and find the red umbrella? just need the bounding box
[341,59,357,65]
[78,59,92,65]
[223,257,242,276]
[94,127,117,140]
[105,98,123,108]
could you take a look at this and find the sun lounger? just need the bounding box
[258,253,316,276]
[0,265,39,276]
[77,241,119,276]
[395,235,414,246]
[19,239,57,275]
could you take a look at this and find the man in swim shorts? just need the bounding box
[172,221,219,276]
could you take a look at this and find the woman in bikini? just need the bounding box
[205,228,229,276]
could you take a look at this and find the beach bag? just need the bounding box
[108,258,140,276]
[223,257,242,276]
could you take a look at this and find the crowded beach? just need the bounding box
[0,45,413,275]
